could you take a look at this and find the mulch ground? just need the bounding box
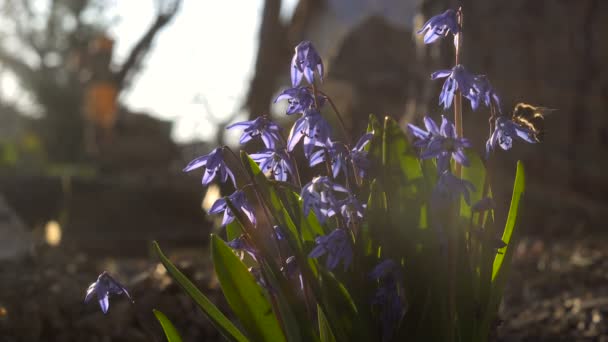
[1,233,607,341]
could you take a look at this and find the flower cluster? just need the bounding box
[84,10,542,342]
[186,42,369,278]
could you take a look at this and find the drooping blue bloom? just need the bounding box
[287,110,332,158]
[309,133,374,179]
[226,116,282,149]
[309,141,348,178]
[471,75,502,113]
[291,41,324,87]
[301,176,349,223]
[350,132,374,178]
[472,197,495,212]
[338,195,366,226]
[372,277,405,342]
[407,116,440,148]
[486,116,537,158]
[183,147,236,187]
[431,65,477,110]
[249,148,295,182]
[274,86,324,115]
[84,271,133,314]
[248,267,272,293]
[369,259,400,281]
[370,259,405,342]
[432,170,476,209]
[273,225,285,241]
[209,190,256,227]
[409,116,472,173]
[309,228,353,271]
[417,9,460,44]
[227,235,257,260]
[282,256,303,290]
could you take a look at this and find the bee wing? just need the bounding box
[534,107,557,117]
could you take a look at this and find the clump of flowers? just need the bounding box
[85,7,542,342]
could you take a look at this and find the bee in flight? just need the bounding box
[512,103,556,142]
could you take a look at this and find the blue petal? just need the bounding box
[309,149,325,167]
[431,69,452,80]
[287,117,306,151]
[183,155,209,172]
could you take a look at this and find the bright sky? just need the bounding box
[109,0,298,143]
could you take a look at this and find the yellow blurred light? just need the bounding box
[202,184,221,211]
[45,220,62,246]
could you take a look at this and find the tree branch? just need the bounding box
[115,0,182,90]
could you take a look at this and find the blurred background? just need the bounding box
[0,0,607,341]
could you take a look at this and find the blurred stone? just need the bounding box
[0,195,32,261]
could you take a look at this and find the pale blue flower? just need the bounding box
[301,176,349,224]
[274,86,324,115]
[287,110,332,158]
[209,190,256,227]
[486,117,536,158]
[226,116,282,149]
[84,272,133,314]
[250,148,295,182]
[431,65,477,110]
[409,116,471,173]
[291,41,324,87]
[417,9,460,44]
[309,228,353,271]
[184,147,236,187]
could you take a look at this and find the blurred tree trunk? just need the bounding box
[0,0,181,162]
[244,0,289,118]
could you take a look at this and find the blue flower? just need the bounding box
[184,147,236,187]
[350,133,374,178]
[84,271,133,314]
[472,197,495,212]
[372,277,405,342]
[308,228,353,271]
[369,259,401,281]
[308,141,348,178]
[250,148,295,182]
[432,170,476,209]
[417,9,460,44]
[209,190,256,227]
[227,235,257,260]
[274,86,324,115]
[309,133,374,179]
[273,225,285,241]
[370,259,405,342]
[301,176,349,224]
[486,117,537,158]
[410,116,471,173]
[431,65,477,110]
[291,41,324,87]
[471,75,502,113]
[226,116,282,149]
[287,110,332,158]
[281,256,303,289]
[338,195,366,226]
[407,116,440,147]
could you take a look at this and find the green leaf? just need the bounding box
[226,221,243,242]
[478,161,526,340]
[318,304,336,342]
[492,161,525,281]
[460,150,488,220]
[153,309,183,342]
[211,235,286,342]
[152,241,249,342]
